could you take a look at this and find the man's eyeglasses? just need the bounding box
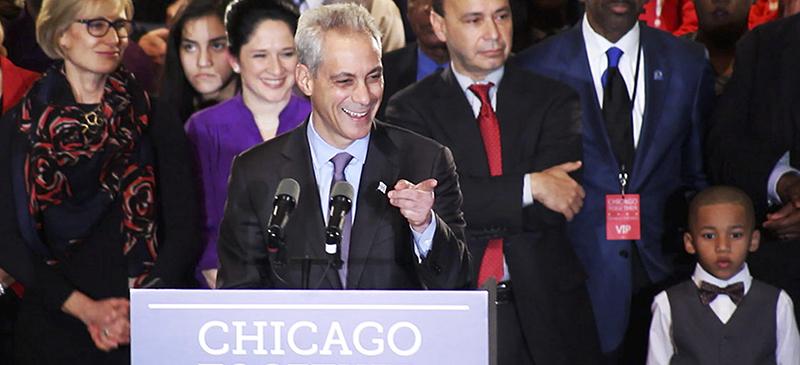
[75,18,133,38]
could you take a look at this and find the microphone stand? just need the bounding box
[297,250,340,289]
[297,240,342,289]
[269,219,317,289]
[267,237,286,265]
[295,217,344,289]
[301,259,311,290]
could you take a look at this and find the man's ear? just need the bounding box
[430,8,447,43]
[683,232,697,254]
[748,229,761,252]
[295,63,313,97]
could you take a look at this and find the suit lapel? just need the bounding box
[400,46,418,87]
[563,24,620,169]
[280,121,342,289]
[495,66,525,165]
[631,27,668,188]
[432,68,491,175]
[561,25,596,89]
[347,123,399,287]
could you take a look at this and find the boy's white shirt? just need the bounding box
[646,263,800,365]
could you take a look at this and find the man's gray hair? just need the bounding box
[295,3,383,74]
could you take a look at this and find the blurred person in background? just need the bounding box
[683,0,751,95]
[0,21,39,114]
[155,0,236,289]
[2,0,49,71]
[0,0,21,24]
[639,0,781,36]
[782,0,800,16]
[134,0,189,66]
[377,0,448,119]
[706,12,800,322]
[159,0,236,124]
[342,0,407,52]
[0,19,39,365]
[510,0,583,52]
[301,0,407,52]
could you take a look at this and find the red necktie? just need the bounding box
[469,83,504,288]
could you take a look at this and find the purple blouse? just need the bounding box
[185,93,311,281]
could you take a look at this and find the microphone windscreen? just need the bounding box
[330,181,354,200]
[276,178,300,201]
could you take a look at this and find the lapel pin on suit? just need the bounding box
[654,70,664,81]
[377,181,388,195]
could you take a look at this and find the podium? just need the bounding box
[131,289,492,365]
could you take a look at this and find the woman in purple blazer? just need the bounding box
[185,0,310,288]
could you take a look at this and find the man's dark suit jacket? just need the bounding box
[707,13,800,221]
[216,120,470,290]
[385,65,603,365]
[706,13,800,314]
[516,23,713,354]
[378,43,418,121]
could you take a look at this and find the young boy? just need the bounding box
[646,186,800,364]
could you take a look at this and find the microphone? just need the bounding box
[325,181,354,258]
[266,178,300,263]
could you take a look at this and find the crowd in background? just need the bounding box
[1,0,800,364]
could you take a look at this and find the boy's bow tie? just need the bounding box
[698,281,745,305]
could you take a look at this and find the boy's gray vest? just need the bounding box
[667,279,779,365]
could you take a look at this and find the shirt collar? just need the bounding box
[582,14,641,62]
[306,113,369,169]
[692,263,753,294]
[450,63,505,94]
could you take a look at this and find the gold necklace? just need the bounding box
[80,104,104,134]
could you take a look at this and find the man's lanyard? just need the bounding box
[617,39,642,195]
[606,38,643,241]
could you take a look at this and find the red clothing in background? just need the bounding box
[0,56,37,297]
[640,0,780,36]
[1,56,39,114]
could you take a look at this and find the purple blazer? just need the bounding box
[185,93,311,282]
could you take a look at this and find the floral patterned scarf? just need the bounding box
[17,62,158,284]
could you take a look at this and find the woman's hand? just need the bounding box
[202,268,218,289]
[62,291,131,351]
[87,316,131,351]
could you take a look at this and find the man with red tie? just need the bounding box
[385,0,602,363]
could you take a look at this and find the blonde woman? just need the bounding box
[0,0,200,362]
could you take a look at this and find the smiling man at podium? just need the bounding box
[216,3,470,291]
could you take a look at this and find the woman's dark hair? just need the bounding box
[160,0,230,122]
[225,0,300,58]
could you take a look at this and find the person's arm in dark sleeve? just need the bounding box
[216,155,273,289]
[418,145,471,289]
[145,102,203,288]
